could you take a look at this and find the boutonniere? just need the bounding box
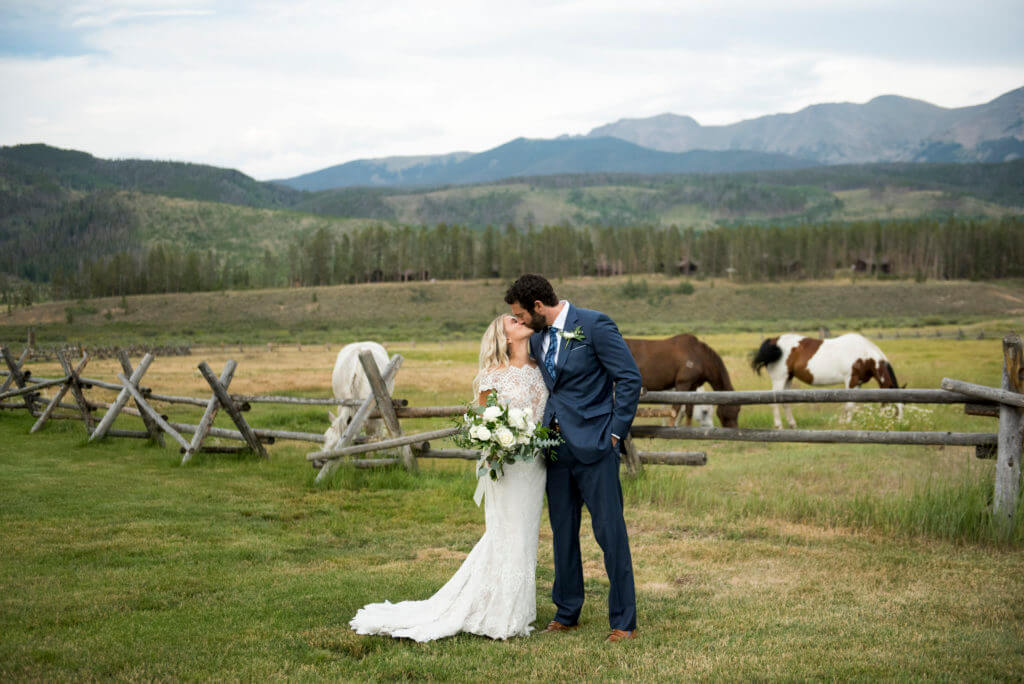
[559,325,585,350]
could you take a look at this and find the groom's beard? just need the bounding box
[526,309,546,332]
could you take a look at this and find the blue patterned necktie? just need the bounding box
[544,327,559,379]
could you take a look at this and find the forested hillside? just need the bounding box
[0,144,301,207]
[21,216,1023,302]
[297,160,1024,227]
[2,144,1023,303]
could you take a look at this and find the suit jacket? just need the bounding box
[530,305,642,464]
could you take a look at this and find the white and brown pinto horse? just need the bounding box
[626,334,740,428]
[751,332,902,429]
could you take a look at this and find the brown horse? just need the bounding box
[625,334,740,428]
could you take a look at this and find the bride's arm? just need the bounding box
[477,390,495,406]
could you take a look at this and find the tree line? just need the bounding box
[16,216,1021,301]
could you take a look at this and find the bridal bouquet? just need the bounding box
[454,393,562,481]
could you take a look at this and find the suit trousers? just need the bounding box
[545,441,637,631]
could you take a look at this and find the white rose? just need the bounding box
[482,406,502,422]
[476,425,491,441]
[508,407,526,429]
[516,432,530,445]
[522,407,533,422]
[494,426,515,448]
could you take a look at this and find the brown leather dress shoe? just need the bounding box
[543,620,579,633]
[606,629,637,642]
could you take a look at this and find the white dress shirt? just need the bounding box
[540,300,571,366]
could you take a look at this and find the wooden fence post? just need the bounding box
[359,350,416,473]
[119,351,162,446]
[115,372,190,452]
[0,348,29,396]
[994,334,1023,533]
[181,360,237,465]
[1,346,37,412]
[30,352,90,433]
[59,350,95,431]
[89,353,154,442]
[197,361,267,459]
[622,435,642,475]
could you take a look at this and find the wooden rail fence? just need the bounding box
[2,334,1021,533]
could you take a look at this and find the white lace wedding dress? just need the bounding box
[349,364,548,642]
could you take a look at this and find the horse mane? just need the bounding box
[699,338,735,391]
[885,361,899,388]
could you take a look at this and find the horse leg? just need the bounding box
[771,378,785,429]
[783,378,798,429]
[668,404,683,427]
[841,376,857,423]
[673,377,698,427]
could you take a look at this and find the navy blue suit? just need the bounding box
[531,305,642,631]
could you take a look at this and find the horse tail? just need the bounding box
[885,361,899,389]
[751,338,783,375]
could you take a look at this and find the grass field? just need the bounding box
[2,330,1023,679]
[3,275,1024,347]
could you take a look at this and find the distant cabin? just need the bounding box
[852,257,891,274]
[594,256,624,277]
[677,258,699,275]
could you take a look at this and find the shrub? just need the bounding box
[619,278,648,299]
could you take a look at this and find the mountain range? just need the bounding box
[275,137,815,191]
[277,87,1024,190]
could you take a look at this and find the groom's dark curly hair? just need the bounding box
[504,274,558,311]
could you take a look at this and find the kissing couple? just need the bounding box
[350,274,643,643]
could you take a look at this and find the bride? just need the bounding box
[349,314,549,641]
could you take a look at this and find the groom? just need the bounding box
[505,274,642,643]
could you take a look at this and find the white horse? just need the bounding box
[323,341,392,450]
[751,332,902,429]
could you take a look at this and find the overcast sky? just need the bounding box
[2,0,1023,179]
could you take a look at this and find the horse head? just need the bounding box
[717,403,740,428]
[324,407,356,450]
[693,404,714,428]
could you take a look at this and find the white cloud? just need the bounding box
[0,0,1022,178]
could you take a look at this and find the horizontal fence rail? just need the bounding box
[638,388,989,406]
[630,425,997,447]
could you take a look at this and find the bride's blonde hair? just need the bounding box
[473,314,509,395]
